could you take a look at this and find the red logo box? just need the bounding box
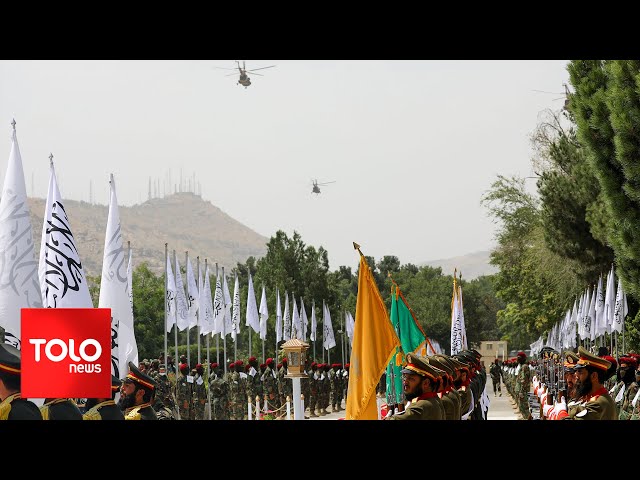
[21,308,112,398]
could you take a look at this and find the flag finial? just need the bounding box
[353,242,363,257]
[11,118,16,130]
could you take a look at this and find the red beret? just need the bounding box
[517,351,526,358]
[245,364,251,371]
[602,355,617,368]
[229,362,235,369]
[345,363,350,368]
[210,363,218,369]
[249,356,257,362]
[311,362,317,367]
[236,360,244,366]
[282,357,288,364]
[619,356,637,368]
[266,358,274,365]
[259,363,266,369]
[196,363,203,369]
[277,363,282,369]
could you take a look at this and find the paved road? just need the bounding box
[308,377,520,420]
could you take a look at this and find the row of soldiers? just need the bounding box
[144,354,351,420]
[501,346,640,420]
[383,348,489,420]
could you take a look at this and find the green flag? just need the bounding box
[386,284,427,407]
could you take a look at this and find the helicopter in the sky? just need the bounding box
[311,179,335,195]
[215,60,276,88]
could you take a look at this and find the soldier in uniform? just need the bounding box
[427,355,461,420]
[152,363,175,417]
[614,356,638,420]
[261,358,278,411]
[119,361,158,420]
[83,375,125,420]
[0,343,42,420]
[307,362,319,417]
[192,363,208,420]
[384,353,445,420]
[234,360,247,420]
[209,363,228,420]
[245,357,259,411]
[40,397,83,420]
[225,361,239,420]
[561,346,616,420]
[489,359,502,396]
[514,351,532,420]
[176,362,192,420]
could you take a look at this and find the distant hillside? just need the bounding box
[420,250,498,280]
[27,192,268,278]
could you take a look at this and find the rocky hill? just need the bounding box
[421,250,498,280]
[27,192,268,278]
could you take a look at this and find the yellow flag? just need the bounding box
[345,255,401,420]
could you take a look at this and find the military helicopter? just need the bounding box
[215,60,276,88]
[311,179,335,195]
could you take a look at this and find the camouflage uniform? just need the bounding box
[176,366,192,420]
[515,356,532,419]
[224,363,240,420]
[329,365,339,412]
[245,363,259,409]
[307,364,319,416]
[209,367,229,420]
[191,366,208,420]
[152,367,175,415]
[262,360,279,411]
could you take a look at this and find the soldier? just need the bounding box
[514,351,532,420]
[209,363,228,420]
[40,397,83,420]
[427,355,461,420]
[320,363,331,415]
[301,358,310,415]
[261,358,278,411]
[148,358,160,378]
[152,363,175,417]
[561,346,616,420]
[245,357,259,410]
[614,356,639,420]
[307,362,319,417]
[0,343,42,420]
[235,360,248,420]
[489,359,502,396]
[119,361,158,420]
[384,353,445,420]
[83,375,125,420]
[192,363,208,420]
[330,363,342,412]
[176,362,192,420]
[225,361,240,420]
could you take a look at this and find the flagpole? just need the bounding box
[262,284,266,364]
[173,250,179,371]
[341,305,345,366]
[322,300,325,364]
[164,243,168,377]
[222,266,228,371]
[197,256,201,364]
[185,251,191,367]
[215,263,220,366]
[205,258,211,420]
[275,286,279,361]
[205,258,212,373]
[312,299,316,362]
[234,273,238,362]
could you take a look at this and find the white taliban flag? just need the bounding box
[245,272,260,334]
[310,300,317,342]
[275,288,282,343]
[126,247,138,367]
[212,272,224,335]
[322,301,336,350]
[166,250,177,332]
[291,294,300,339]
[612,277,627,334]
[594,273,607,337]
[223,273,233,337]
[185,255,199,329]
[345,310,354,347]
[0,122,42,348]
[39,158,93,309]
[174,256,189,331]
[199,264,214,335]
[231,274,241,341]
[604,265,616,333]
[259,285,268,341]
[99,174,137,379]
[300,297,308,341]
[282,292,291,340]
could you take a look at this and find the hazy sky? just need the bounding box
[0,60,570,272]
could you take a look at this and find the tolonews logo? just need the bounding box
[21,308,111,398]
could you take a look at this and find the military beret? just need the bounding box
[0,343,21,375]
[196,363,203,369]
[345,363,350,368]
[248,356,257,363]
[517,351,526,358]
[244,364,251,371]
[211,362,218,369]
[235,360,244,366]
[266,358,274,365]
[575,346,611,372]
[179,363,189,373]
[125,361,157,390]
[277,363,282,369]
[259,363,266,369]
[111,374,123,392]
[311,362,317,368]
[619,356,638,368]
[229,362,236,369]
[282,357,288,364]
